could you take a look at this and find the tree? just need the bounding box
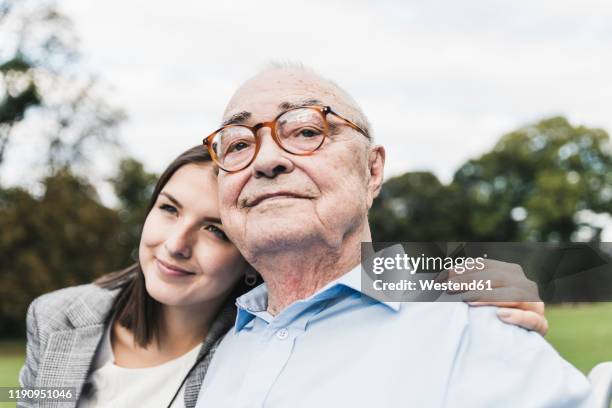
[369,117,612,242]
[0,155,158,337]
[453,117,612,241]
[0,0,124,171]
[110,158,158,265]
[0,0,134,338]
[369,171,470,241]
[0,168,124,335]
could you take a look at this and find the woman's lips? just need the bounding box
[155,258,196,278]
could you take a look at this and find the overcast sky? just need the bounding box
[3,0,612,200]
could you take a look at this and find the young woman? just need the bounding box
[19,146,258,408]
[19,146,547,408]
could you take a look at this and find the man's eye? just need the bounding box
[233,142,249,151]
[205,225,228,241]
[159,204,178,215]
[227,140,253,154]
[297,128,321,138]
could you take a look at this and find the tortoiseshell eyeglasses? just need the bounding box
[203,105,369,173]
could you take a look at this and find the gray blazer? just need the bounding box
[18,283,236,408]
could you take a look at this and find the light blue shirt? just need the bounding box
[196,261,592,407]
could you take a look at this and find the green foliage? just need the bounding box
[0,56,31,73]
[370,117,612,242]
[110,158,158,263]
[0,169,125,335]
[0,156,156,337]
[453,117,612,241]
[0,82,41,124]
[370,172,470,241]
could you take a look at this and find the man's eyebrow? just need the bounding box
[221,111,251,127]
[278,98,323,111]
[159,192,182,209]
[221,98,324,127]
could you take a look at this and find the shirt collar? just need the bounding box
[234,245,404,332]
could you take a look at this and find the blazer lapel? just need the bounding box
[36,287,116,407]
[184,299,236,408]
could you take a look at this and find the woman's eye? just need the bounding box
[205,225,228,241]
[159,203,178,215]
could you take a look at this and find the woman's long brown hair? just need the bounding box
[96,146,218,347]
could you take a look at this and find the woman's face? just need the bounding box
[139,163,247,307]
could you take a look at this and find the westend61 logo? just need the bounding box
[372,253,487,275]
[370,253,493,294]
[366,249,494,297]
[361,242,612,303]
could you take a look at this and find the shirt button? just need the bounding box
[276,328,289,340]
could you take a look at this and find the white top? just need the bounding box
[78,322,201,408]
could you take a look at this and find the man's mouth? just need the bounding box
[246,192,311,207]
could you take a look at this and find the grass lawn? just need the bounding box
[546,302,612,374]
[0,341,23,387]
[0,341,24,408]
[0,302,609,403]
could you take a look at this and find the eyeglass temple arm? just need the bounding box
[327,110,370,139]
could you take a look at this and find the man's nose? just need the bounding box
[251,128,294,179]
[164,224,193,259]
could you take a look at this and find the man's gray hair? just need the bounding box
[260,61,373,143]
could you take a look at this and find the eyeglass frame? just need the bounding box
[202,105,369,173]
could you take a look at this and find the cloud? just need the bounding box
[2,0,611,195]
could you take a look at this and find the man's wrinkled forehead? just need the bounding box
[222,69,346,125]
[222,98,325,127]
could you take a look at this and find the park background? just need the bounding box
[1,0,611,398]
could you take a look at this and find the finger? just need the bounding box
[467,301,521,307]
[467,301,546,316]
[443,260,538,296]
[459,287,538,303]
[523,301,545,316]
[434,270,449,283]
[480,258,510,269]
[496,308,549,336]
[447,282,503,295]
[478,259,528,282]
[445,273,504,293]
[449,268,538,294]
[446,265,485,279]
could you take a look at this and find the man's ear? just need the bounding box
[366,145,385,208]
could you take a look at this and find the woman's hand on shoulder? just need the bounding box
[443,259,548,335]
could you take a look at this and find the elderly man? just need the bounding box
[196,66,592,407]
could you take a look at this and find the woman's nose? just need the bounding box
[163,226,193,259]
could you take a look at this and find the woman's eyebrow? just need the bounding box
[201,216,222,225]
[160,192,182,209]
[160,192,222,224]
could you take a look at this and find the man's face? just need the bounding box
[217,69,383,256]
